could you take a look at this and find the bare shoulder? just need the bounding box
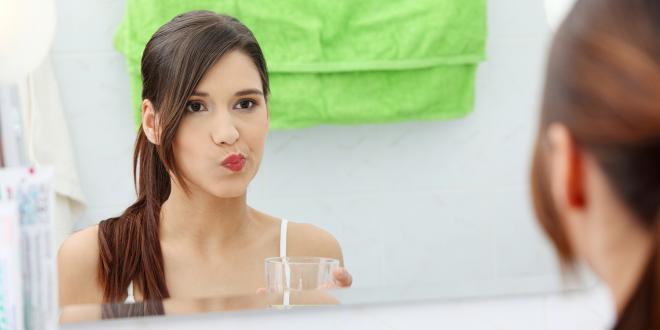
[248,209,345,265]
[57,225,103,305]
[286,221,344,265]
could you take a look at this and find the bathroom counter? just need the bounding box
[60,285,613,330]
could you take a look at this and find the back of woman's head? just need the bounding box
[531,0,660,327]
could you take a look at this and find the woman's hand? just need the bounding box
[331,267,353,288]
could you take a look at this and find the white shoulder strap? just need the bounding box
[280,219,290,306]
[280,219,288,258]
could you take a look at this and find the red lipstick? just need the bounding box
[221,154,246,172]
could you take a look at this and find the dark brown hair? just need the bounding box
[97,11,269,303]
[531,0,660,328]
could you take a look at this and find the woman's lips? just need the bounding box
[221,154,246,172]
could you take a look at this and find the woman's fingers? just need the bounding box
[332,268,353,287]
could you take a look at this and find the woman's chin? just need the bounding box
[209,186,248,199]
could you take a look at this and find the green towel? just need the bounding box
[115,0,487,129]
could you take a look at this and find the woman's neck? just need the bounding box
[159,181,254,253]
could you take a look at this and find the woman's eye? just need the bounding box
[234,99,255,110]
[186,101,207,113]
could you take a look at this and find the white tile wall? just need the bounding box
[51,0,570,301]
[51,52,136,219]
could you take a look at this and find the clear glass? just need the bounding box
[265,257,339,293]
[264,257,339,308]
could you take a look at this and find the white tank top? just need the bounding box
[124,219,289,304]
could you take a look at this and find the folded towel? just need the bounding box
[115,0,487,129]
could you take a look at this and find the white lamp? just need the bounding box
[544,0,577,32]
[0,0,57,83]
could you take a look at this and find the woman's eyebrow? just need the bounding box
[191,91,209,97]
[190,89,263,98]
[234,88,263,97]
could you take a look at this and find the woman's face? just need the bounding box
[172,50,269,198]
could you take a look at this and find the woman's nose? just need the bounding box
[211,112,239,146]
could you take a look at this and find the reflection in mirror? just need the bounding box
[57,10,352,308]
[0,0,599,328]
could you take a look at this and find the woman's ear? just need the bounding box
[547,123,586,214]
[141,99,159,145]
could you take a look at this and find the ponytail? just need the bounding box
[97,131,170,302]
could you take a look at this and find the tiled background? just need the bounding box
[52,0,566,295]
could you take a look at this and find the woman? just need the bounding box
[58,11,352,305]
[531,0,659,328]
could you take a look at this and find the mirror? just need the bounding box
[1,0,596,326]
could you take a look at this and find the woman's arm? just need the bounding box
[57,225,104,306]
[287,222,345,264]
[287,222,352,287]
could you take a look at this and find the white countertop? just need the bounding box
[60,285,614,330]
